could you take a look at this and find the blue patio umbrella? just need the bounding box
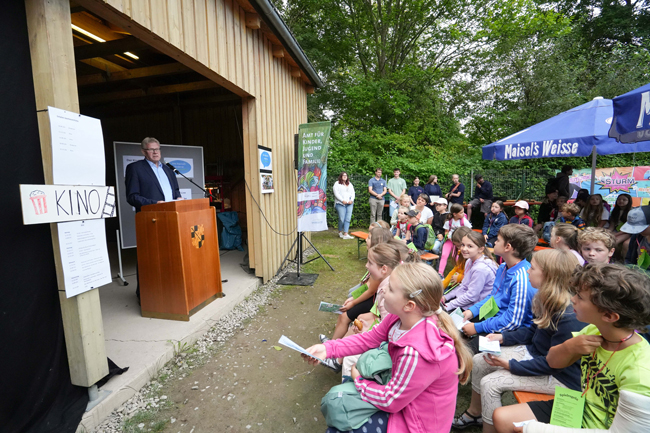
[609,82,650,143]
[482,97,650,192]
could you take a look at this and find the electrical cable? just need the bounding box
[232,107,297,237]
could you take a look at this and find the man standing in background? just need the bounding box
[467,174,493,221]
[387,168,407,215]
[368,168,387,224]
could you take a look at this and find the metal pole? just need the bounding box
[590,147,597,194]
[115,230,127,286]
[297,232,302,278]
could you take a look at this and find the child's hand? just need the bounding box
[339,297,354,312]
[485,354,509,369]
[486,333,503,343]
[463,309,474,321]
[301,344,327,366]
[484,235,488,242]
[438,234,443,240]
[462,322,477,336]
[513,426,524,433]
[569,334,603,355]
[351,364,360,380]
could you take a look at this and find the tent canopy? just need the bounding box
[609,82,650,143]
[482,98,650,162]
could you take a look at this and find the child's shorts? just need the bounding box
[346,297,375,321]
[527,399,554,424]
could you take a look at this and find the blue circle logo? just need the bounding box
[260,151,271,168]
[168,160,191,174]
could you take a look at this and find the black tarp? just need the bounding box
[0,2,89,431]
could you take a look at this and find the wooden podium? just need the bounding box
[135,199,223,321]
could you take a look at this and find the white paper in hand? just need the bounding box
[278,335,325,363]
[450,308,470,330]
[478,336,501,355]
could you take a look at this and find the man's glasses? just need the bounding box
[144,148,161,153]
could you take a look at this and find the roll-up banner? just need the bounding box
[297,122,331,232]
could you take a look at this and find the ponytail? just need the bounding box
[448,203,463,221]
[552,223,579,251]
[435,310,473,384]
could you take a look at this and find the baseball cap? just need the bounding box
[620,206,650,234]
[406,209,419,218]
[514,200,529,210]
[436,197,448,205]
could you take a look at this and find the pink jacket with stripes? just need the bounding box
[324,313,460,433]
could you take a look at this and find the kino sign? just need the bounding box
[20,184,116,225]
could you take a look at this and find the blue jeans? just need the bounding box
[389,199,399,215]
[335,203,354,233]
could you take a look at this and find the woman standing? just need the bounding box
[424,175,442,212]
[333,172,355,239]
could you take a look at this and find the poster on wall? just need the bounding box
[164,157,194,178]
[258,145,273,170]
[297,121,331,232]
[261,173,274,193]
[569,166,650,206]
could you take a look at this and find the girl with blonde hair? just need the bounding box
[304,262,473,433]
[453,249,586,432]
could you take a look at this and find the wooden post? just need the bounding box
[25,0,108,387]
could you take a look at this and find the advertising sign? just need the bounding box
[297,122,331,232]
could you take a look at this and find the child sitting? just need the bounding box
[431,198,448,254]
[390,195,412,229]
[369,220,390,231]
[550,223,585,265]
[443,231,498,311]
[303,263,474,433]
[509,201,534,228]
[442,226,473,292]
[439,203,472,275]
[558,203,586,229]
[392,206,410,240]
[461,225,538,354]
[580,194,610,228]
[578,227,616,265]
[622,205,650,271]
[483,200,508,248]
[492,264,650,432]
[405,209,428,253]
[453,249,586,431]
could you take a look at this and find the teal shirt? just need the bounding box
[387,178,406,200]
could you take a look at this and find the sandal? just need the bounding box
[452,410,483,429]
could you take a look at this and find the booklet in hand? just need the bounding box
[278,335,325,363]
[449,307,469,330]
[318,301,343,314]
[478,336,501,355]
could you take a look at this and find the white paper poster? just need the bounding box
[179,188,193,200]
[123,154,144,176]
[164,157,194,178]
[58,219,112,298]
[258,147,273,170]
[49,106,105,185]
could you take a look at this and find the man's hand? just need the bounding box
[480,198,484,203]
[476,183,482,189]
[462,322,477,336]
[463,309,474,321]
[486,333,503,342]
[485,354,509,369]
[301,344,327,366]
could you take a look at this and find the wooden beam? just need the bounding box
[80,80,223,104]
[71,11,124,41]
[74,36,148,59]
[245,12,260,29]
[77,62,192,86]
[80,57,127,72]
[306,85,315,94]
[272,45,284,58]
[25,0,108,388]
[290,67,301,78]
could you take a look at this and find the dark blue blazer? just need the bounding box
[125,159,181,212]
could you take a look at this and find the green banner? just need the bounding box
[297,121,331,232]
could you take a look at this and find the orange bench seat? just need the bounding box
[513,391,554,404]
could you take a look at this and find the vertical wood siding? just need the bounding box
[88,0,310,281]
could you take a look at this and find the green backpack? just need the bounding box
[420,223,436,250]
[320,382,378,431]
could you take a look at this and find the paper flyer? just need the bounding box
[318,301,343,314]
[278,335,325,363]
[478,336,501,355]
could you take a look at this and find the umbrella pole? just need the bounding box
[590,147,597,194]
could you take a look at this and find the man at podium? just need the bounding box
[125,137,182,302]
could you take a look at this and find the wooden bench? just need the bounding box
[420,252,439,261]
[513,391,554,404]
[533,245,551,252]
[350,231,369,260]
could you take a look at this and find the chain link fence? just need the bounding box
[326,168,556,229]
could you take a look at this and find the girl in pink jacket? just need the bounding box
[304,263,473,433]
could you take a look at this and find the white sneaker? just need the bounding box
[338,232,343,238]
[342,234,354,240]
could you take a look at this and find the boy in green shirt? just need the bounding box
[492,263,650,432]
[387,168,407,216]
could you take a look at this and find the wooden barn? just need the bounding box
[2,1,321,429]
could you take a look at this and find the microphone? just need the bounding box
[166,162,179,173]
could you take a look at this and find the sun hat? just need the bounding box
[514,200,529,210]
[436,197,448,205]
[620,206,650,234]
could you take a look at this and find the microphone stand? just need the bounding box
[166,163,216,200]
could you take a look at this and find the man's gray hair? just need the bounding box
[141,137,160,149]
